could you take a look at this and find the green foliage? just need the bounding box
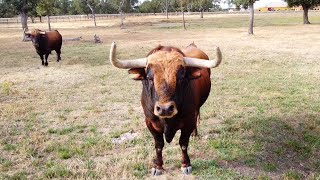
[0,0,38,17]
[191,0,215,11]
[139,0,163,13]
[0,1,16,17]
[285,0,320,8]
[36,0,58,16]
[234,0,257,6]
[57,0,71,14]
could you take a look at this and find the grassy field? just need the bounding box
[1,12,320,179]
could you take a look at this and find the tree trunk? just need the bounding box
[87,3,97,27]
[200,8,203,18]
[248,3,254,35]
[47,15,51,31]
[302,6,311,24]
[120,11,124,27]
[119,0,125,28]
[21,11,29,41]
[166,0,169,19]
[182,6,186,30]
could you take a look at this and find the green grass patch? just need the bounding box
[2,171,28,180]
[192,159,247,179]
[44,162,72,178]
[132,162,148,178]
[283,170,303,180]
[58,147,73,159]
[262,163,277,172]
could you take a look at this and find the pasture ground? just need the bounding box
[0,12,320,179]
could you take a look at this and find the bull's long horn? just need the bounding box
[183,46,222,68]
[109,42,147,69]
[39,31,45,34]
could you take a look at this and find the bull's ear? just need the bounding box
[128,68,146,80]
[187,67,201,80]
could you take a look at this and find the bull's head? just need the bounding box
[109,42,221,119]
[24,29,45,48]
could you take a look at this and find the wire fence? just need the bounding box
[0,10,313,25]
[0,11,248,24]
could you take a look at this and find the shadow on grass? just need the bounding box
[204,113,320,179]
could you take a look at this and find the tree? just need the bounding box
[97,1,118,14]
[139,0,163,14]
[0,1,16,18]
[85,0,100,27]
[191,0,214,18]
[57,0,71,15]
[36,0,57,31]
[110,0,138,27]
[285,0,320,24]
[181,0,187,30]
[235,0,257,35]
[2,0,38,40]
[69,0,91,16]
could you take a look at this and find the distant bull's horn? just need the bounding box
[109,42,147,69]
[109,42,221,69]
[183,46,222,68]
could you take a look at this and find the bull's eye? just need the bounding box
[146,68,154,82]
[177,67,186,81]
[147,75,153,81]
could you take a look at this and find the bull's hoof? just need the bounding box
[42,61,45,65]
[181,166,192,175]
[44,62,48,66]
[151,167,162,176]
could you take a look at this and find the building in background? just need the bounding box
[256,1,291,12]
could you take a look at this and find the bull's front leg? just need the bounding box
[37,52,44,65]
[146,120,164,176]
[44,53,49,66]
[179,128,193,175]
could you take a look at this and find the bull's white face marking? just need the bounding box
[29,30,42,48]
[147,51,186,119]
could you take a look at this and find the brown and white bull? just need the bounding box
[109,42,222,175]
[25,29,62,66]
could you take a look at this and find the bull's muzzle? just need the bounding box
[154,101,178,118]
[33,43,39,48]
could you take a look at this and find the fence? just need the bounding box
[0,12,249,24]
[0,10,314,25]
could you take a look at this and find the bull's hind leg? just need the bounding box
[55,49,61,62]
[146,121,164,176]
[179,129,193,175]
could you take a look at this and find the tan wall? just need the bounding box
[257,7,291,12]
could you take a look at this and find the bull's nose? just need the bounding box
[154,101,177,118]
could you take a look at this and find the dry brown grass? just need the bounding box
[1,12,320,179]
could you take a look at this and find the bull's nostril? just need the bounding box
[168,105,174,113]
[156,106,161,112]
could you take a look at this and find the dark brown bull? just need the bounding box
[25,29,62,66]
[109,42,221,175]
